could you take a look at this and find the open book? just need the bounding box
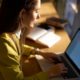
[26,26,61,47]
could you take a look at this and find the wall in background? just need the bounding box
[53,0,66,18]
[64,0,80,38]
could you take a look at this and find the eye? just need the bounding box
[35,9,39,13]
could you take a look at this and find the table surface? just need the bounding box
[38,2,59,23]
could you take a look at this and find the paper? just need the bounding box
[35,55,54,71]
[37,31,61,47]
[27,27,47,40]
[26,26,60,47]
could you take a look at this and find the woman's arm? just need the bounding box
[22,44,35,56]
[0,37,24,80]
[0,36,49,80]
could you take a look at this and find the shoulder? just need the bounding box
[0,33,17,53]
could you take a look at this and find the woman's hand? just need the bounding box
[47,63,68,77]
[37,50,61,63]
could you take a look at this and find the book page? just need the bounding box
[35,55,54,71]
[37,31,61,47]
[27,27,47,40]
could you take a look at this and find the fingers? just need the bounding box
[54,63,68,75]
[57,63,68,74]
[47,63,68,78]
[60,67,68,73]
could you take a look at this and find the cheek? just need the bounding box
[23,15,32,26]
[31,12,38,22]
[26,14,36,24]
[22,12,37,29]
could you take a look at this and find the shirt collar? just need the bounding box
[15,29,21,39]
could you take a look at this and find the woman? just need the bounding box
[0,0,67,80]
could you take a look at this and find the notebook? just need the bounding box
[27,26,61,47]
[35,28,80,80]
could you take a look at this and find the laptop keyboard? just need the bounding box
[60,56,78,79]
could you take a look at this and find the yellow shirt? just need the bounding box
[0,33,48,80]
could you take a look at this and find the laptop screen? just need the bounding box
[66,30,80,70]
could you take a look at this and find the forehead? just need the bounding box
[35,0,41,9]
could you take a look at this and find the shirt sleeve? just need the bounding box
[24,72,48,80]
[0,37,48,80]
[0,38,24,80]
[22,44,34,56]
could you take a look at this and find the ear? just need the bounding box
[18,9,26,28]
[19,9,26,21]
[19,9,26,24]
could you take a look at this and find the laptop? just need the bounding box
[35,28,80,80]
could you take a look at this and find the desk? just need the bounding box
[21,2,71,77]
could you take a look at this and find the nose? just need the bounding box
[37,13,40,19]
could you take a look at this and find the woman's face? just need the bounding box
[21,0,41,32]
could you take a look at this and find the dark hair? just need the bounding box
[0,0,37,34]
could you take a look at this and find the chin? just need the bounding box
[30,23,35,28]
